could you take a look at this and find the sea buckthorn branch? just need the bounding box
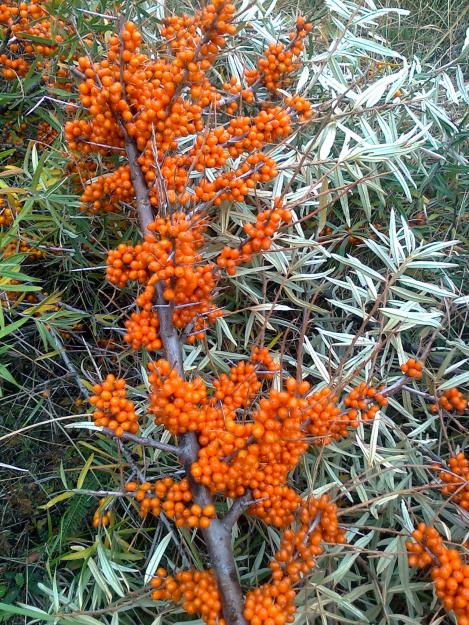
[123,106,249,625]
[73,22,249,612]
[102,13,249,625]
[121,117,240,551]
[74,488,125,497]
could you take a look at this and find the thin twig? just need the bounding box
[100,428,182,457]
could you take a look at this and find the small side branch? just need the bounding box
[101,428,182,456]
[222,491,253,530]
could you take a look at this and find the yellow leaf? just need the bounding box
[77,453,95,489]
[61,543,98,561]
[40,491,75,510]
[0,167,23,177]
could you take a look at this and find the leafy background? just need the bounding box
[0,0,467,624]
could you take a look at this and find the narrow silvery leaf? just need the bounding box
[319,123,337,161]
[144,534,172,584]
[438,371,469,391]
[380,307,443,328]
[389,210,405,266]
[331,253,386,282]
[364,239,397,271]
[303,336,330,382]
[398,276,456,298]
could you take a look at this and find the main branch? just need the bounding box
[124,129,248,625]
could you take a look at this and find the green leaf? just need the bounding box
[0,603,55,622]
[0,317,28,339]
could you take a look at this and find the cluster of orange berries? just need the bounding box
[149,358,210,434]
[66,9,239,212]
[125,479,216,528]
[151,568,225,625]
[343,382,388,422]
[147,353,388,528]
[221,107,293,155]
[210,347,277,413]
[218,202,292,275]
[89,374,138,436]
[0,2,18,23]
[160,0,236,107]
[106,242,150,289]
[244,496,345,625]
[148,348,277,439]
[220,76,254,114]
[431,388,467,414]
[36,121,59,146]
[245,18,312,93]
[304,386,346,445]
[407,523,469,625]
[66,10,312,216]
[191,127,230,171]
[2,238,45,260]
[92,499,112,528]
[401,358,423,379]
[78,164,132,214]
[124,309,162,352]
[0,198,14,226]
[436,452,469,511]
[0,53,28,79]
[146,364,380,528]
[0,1,67,80]
[106,213,221,348]
[285,94,313,121]
[194,152,279,205]
[149,496,345,625]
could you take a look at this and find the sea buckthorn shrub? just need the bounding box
[2,1,468,625]
[60,5,383,622]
